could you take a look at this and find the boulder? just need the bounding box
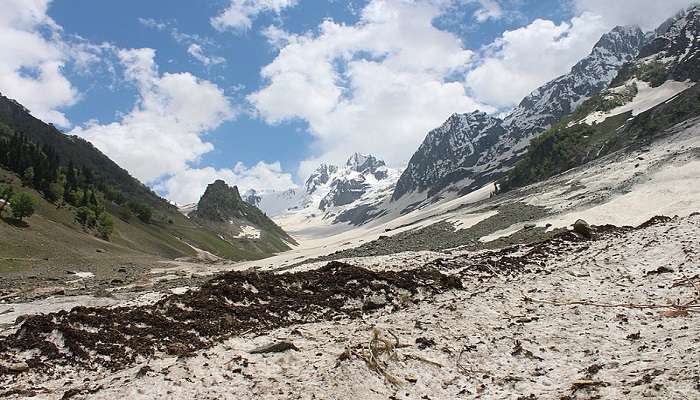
[573,219,593,238]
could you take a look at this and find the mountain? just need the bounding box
[501,5,700,190]
[243,188,309,217]
[246,153,401,226]
[0,93,293,266]
[188,180,296,256]
[392,25,647,201]
[393,111,505,200]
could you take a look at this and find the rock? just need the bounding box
[573,219,593,238]
[249,341,299,354]
[524,223,536,230]
[6,362,29,372]
[646,266,675,275]
[96,248,105,253]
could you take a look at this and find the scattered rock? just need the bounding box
[573,219,593,238]
[249,341,299,354]
[646,266,675,275]
[5,362,29,373]
[415,337,436,350]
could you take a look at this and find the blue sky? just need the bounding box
[1,0,695,203]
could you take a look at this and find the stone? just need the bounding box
[573,219,593,238]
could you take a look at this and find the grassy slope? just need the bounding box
[0,168,167,272]
[0,95,293,263]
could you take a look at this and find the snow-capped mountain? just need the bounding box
[392,111,505,200]
[392,25,647,201]
[243,188,310,217]
[244,153,401,225]
[636,6,700,83]
[500,6,700,191]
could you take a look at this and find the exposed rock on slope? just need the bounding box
[392,25,647,201]
[393,111,505,199]
[502,8,700,191]
[190,180,296,256]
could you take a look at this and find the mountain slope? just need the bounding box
[0,93,293,263]
[392,25,647,201]
[190,180,296,258]
[501,7,700,191]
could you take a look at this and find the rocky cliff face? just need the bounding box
[392,25,647,201]
[392,111,505,199]
[305,164,339,194]
[636,6,700,83]
[192,180,296,248]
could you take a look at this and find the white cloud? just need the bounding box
[574,0,698,31]
[0,0,78,127]
[212,0,299,31]
[71,48,235,183]
[472,0,503,22]
[250,0,492,178]
[187,44,225,66]
[466,12,609,108]
[139,18,226,67]
[158,161,297,205]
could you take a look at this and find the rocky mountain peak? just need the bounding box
[392,110,505,200]
[305,163,339,194]
[346,153,388,179]
[193,180,244,222]
[391,23,648,203]
[637,5,700,82]
[243,188,262,208]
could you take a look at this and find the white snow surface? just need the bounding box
[3,214,699,399]
[234,224,261,239]
[582,79,695,125]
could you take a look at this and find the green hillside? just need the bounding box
[0,94,295,269]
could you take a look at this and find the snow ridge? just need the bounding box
[392,25,647,202]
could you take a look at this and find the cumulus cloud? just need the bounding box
[574,0,698,31]
[71,48,235,183]
[466,12,609,108]
[158,161,297,205]
[250,0,492,178]
[0,0,78,127]
[211,0,299,31]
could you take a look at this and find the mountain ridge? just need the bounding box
[392,24,648,201]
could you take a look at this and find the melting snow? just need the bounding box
[236,225,261,239]
[582,79,695,125]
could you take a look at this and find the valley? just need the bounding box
[1,3,700,399]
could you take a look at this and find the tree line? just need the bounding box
[0,130,154,240]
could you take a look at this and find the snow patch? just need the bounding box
[236,225,261,239]
[582,79,695,125]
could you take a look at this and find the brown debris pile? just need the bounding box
[0,262,461,373]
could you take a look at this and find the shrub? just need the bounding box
[97,213,115,240]
[10,192,35,222]
[76,206,97,228]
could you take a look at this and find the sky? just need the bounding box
[0,0,697,204]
